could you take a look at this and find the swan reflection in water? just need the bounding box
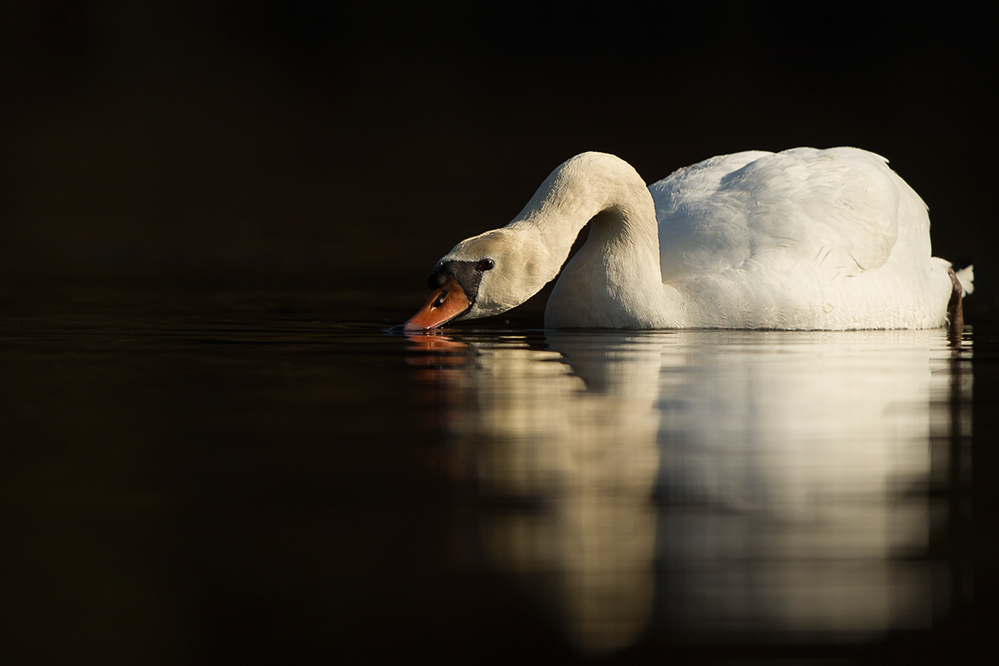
[406,329,971,654]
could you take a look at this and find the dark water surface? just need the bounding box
[2,281,997,664]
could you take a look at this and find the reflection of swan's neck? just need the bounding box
[445,336,662,655]
[504,152,680,328]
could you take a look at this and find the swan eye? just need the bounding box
[476,258,495,272]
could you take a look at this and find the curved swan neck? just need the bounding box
[438,152,676,326]
[507,153,659,271]
[500,153,673,328]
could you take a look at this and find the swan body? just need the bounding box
[405,148,972,330]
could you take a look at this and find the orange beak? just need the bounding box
[404,275,472,331]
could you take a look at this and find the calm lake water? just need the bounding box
[2,280,997,664]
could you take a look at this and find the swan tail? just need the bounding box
[954,264,974,296]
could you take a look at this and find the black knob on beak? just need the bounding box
[428,267,448,290]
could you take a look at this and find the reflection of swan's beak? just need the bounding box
[405,333,464,348]
[403,275,471,330]
[404,332,469,365]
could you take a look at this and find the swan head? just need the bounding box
[404,227,551,330]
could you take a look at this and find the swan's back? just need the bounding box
[648,147,952,329]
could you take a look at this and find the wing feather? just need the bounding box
[651,148,903,285]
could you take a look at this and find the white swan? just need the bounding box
[405,148,973,330]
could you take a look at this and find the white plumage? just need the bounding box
[408,148,972,330]
[647,147,962,329]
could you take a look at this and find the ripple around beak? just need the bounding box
[403,275,471,330]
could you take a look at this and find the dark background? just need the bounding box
[1,2,995,313]
[1,4,998,665]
